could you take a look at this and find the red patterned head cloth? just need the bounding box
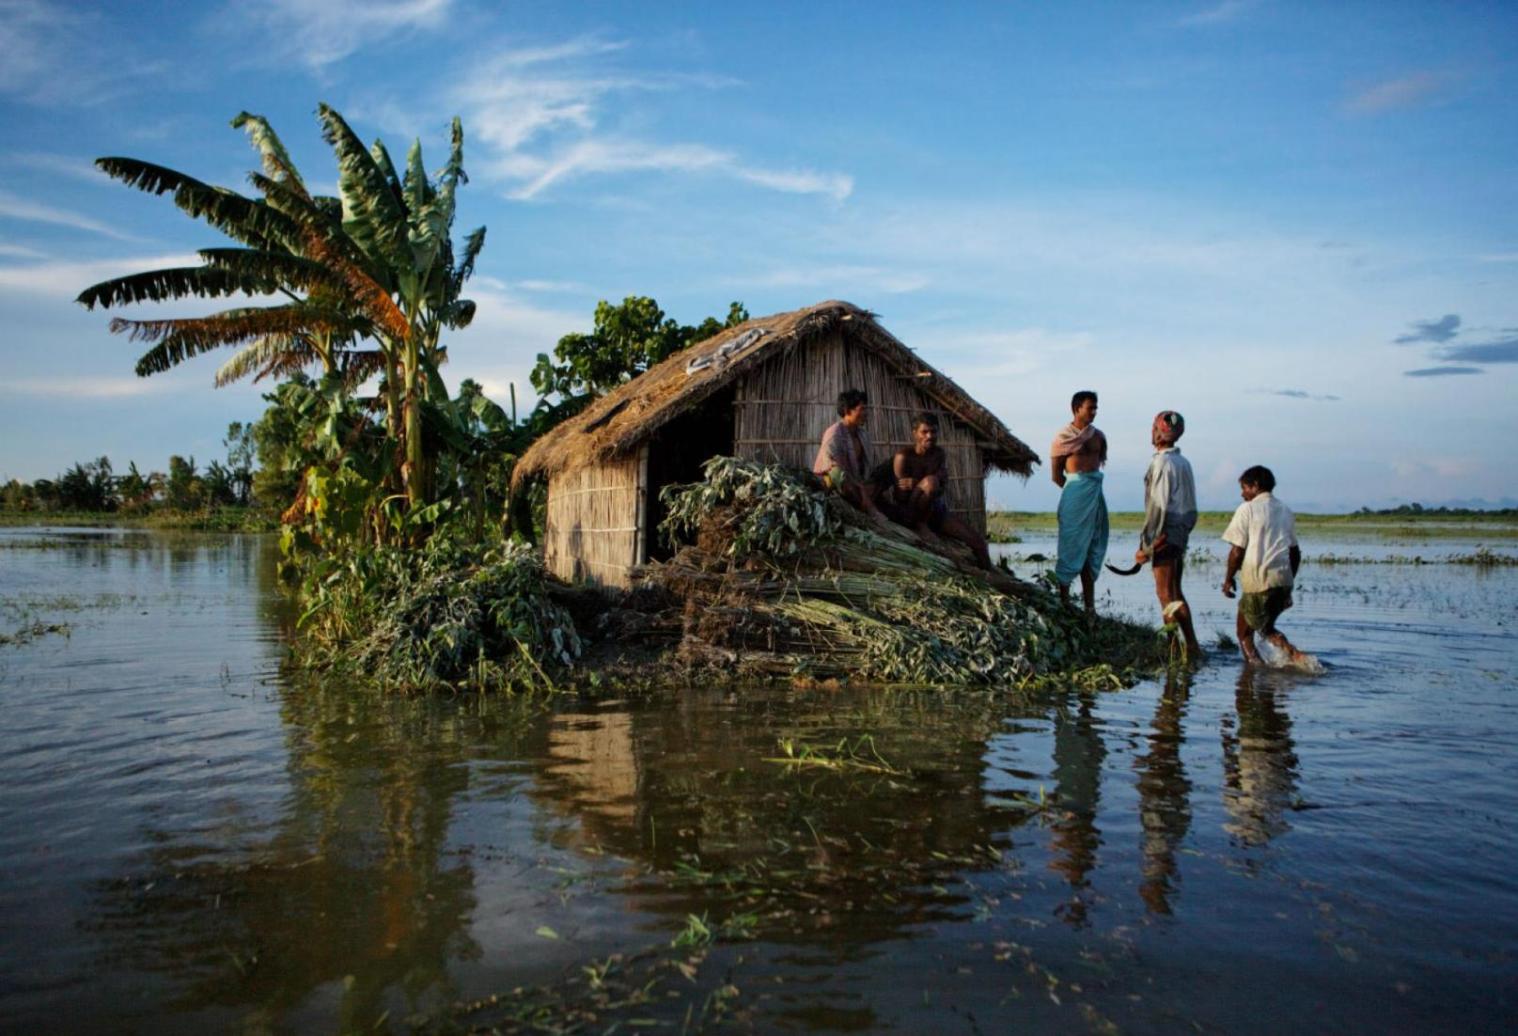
[1152,410,1185,447]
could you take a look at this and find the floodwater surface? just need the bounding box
[1,526,1515,1033]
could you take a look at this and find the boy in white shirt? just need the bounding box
[1221,466,1307,665]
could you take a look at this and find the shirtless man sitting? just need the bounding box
[1049,390,1110,615]
[884,412,992,568]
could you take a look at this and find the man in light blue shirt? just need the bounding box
[1134,411,1200,658]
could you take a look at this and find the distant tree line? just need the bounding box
[1354,503,1518,517]
[2,423,256,514]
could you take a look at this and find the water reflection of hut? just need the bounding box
[545,712,641,821]
[512,301,1039,588]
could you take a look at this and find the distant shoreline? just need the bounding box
[989,510,1518,541]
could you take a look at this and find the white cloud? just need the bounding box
[0,252,201,298]
[0,242,43,258]
[728,264,927,295]
[450,35,852,202]
[5,151,108,183]
[1343,71,1447,115]
[735,167,853,202]
[0,0,164,104]
[445,276,587,410]
[914,327,1097,380]
[0,188,137,240]
[249,0,452,68]
[0,376,162,399]
[514,278,593,294]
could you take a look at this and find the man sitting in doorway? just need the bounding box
[812,388,878,515]
[883,412,992,568]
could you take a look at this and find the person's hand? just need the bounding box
[1221,577,1236,599]
[896,477,913,492]
[1134,548,1149,564]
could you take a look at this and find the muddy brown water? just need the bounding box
[1,527,1515,1033]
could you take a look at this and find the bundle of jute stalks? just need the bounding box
[648,457,1160,687]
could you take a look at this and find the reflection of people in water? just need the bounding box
[1048,691,1106,926]
[1220,666,1300,846]
[1134,673,1192,914]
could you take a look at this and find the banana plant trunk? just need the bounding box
[402,345,425,510]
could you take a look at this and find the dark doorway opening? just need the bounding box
[643,387,735,562]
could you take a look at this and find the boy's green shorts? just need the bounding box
[1239,587,1293,631]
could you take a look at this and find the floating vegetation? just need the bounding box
[0,620,72,648]
[766,734,904,775]
[1312,548,1517,567]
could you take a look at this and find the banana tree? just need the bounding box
[77,105,486,513]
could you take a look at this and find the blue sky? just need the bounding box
[1,0,1515,511]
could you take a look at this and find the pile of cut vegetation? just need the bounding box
[642,457,1162,687]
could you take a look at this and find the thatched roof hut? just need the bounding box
[514,300,1039,588]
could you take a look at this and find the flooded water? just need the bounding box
[2,526,1516,1033]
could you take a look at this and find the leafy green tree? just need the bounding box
[116,461,162,512]
[529,297,746,434]
[1,479,36,511]
[224,422,256,505]
[166,455,203,511]
[55,457,117,511]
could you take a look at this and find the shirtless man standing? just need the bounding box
[1049,390,1109,615]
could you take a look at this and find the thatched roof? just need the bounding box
[513,300,1040,487]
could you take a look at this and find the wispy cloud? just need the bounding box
[1257,388,1342,402]
[1404,366,1483,377]
[0,0,164,104]
[0,376,162,399]
[727,264,928,295]
[1178,1,1255,27]
[452,36,853,202]
[0,242,44,258]
[0,188,137,240]
[247,0,452,68]
[917,327,1097,380]
[4,151,107,183]
[1436,335,1518,364]
[1344,71,1448,115]
[514,278,593,294]
[1393,313,1459,345]
[0,253,200,298]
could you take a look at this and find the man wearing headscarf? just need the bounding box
[1136,410,1200,657]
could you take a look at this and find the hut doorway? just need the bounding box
[642,387,736,562]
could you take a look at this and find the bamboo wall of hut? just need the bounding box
[733,332,988,530]
[543,448,646,587]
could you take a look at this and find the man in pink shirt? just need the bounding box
[812,388,878,515]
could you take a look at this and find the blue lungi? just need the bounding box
[1056,471,1109,587]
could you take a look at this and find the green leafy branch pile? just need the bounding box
[652,459,1160,687]
[300,537,581,692]
[659,455,848,558]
